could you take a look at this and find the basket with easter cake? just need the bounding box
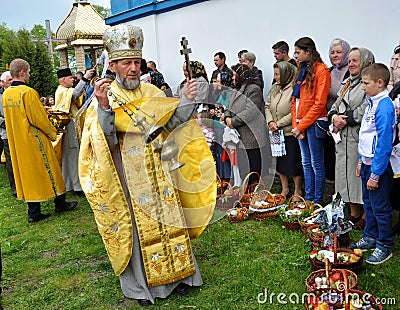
[249,190,286,221]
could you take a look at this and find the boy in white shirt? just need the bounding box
[349,63,396,265]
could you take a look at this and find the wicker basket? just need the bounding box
[216,174,230,199]
[280,195,309,230]
[239,172,265,208]
[226,201,249,223]
[308,232,351,249]
[299,203,324,235]
[249,190,285,221]
[306,226,351,249]
[216,183,240,211]
[305,258,358,293]
[304,269,382,310]
[309,235,363,273]
[306,224,326,247]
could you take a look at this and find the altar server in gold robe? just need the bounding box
[2,59,78,223]
[79,24,216,306]
[55,67,94,193]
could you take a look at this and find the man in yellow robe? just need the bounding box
[79,24,216,306]
[2,59,78,222]
[55,67,94,193]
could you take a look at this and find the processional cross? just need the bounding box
[180,37,192,80]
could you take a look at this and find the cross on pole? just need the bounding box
[180,37,192,80]
[31,20,67,66]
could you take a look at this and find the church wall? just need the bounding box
[112,0,400,96]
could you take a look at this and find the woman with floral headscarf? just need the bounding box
[324,38,351,185]
[328,47,375,229]
[224,64,269,185]
[177,61,209,104]
[149,70,173,97]
[266,61,302,198]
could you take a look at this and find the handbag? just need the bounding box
[314,120,330,139]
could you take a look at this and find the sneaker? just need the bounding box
[349,236,376,252]
[366,247,392,265]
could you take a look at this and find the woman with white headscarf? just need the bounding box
[328,47,375,229]
[324,38,351,184]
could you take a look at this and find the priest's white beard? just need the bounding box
[115,74,140,90]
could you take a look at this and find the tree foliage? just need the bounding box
[2,28,58,96]
[0,23,15,70]
[92,4,111,18]
[30,24,47,39]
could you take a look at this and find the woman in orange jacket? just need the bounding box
[291,37,331,204]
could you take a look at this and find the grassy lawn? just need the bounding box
[0,164,399,309]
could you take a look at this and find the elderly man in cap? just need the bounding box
[2,59,78,222]
[79,25,216,306]
[55,67,94,193]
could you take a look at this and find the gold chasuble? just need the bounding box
[53,85,84,159]
[2,85,66,201]
[79,82,216,287]
[54,85,83,117]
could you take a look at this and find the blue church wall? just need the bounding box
[107,0,208,25]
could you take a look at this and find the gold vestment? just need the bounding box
[54,85,83,117]
[79,82,216,287]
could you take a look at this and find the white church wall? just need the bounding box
[124,0,400,96]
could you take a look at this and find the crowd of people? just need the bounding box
[0,24,399,306]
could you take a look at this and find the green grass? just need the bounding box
[0,164,399,309]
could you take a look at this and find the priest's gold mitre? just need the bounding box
[103,24,143,61]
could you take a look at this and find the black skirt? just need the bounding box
[276,135,302,177]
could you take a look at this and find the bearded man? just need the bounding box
[78,24,216,306]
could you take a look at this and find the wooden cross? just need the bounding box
[180,37,192,80]
[31,20,67,66]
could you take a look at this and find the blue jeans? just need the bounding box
[298,123,325,204]
[361,164,393,247]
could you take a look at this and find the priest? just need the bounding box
[78,24,216,306]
